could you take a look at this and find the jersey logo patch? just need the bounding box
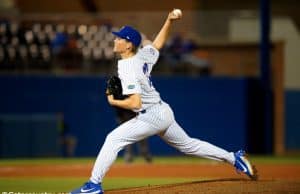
[128,85,135,89]
[149,48,155,55]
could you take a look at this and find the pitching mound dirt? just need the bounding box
[106,179,300,194]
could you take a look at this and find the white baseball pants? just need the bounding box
[90,101,235,184]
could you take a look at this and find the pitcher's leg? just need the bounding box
[159,121,235,164]
[90,132,120,183]
[90,118,159,184]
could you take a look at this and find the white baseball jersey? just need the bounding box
[117,45,161,112]
[90,44,236,184]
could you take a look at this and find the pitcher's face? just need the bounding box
[113,37,132,53]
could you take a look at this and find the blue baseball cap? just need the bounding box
[112,26,142,47]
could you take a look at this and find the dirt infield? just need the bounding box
[1,162,300,193]
[106,179,300,194]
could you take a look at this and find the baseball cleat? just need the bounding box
[71,181,103,194]
[234,150,258,180]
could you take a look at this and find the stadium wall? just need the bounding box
[0,75,266,157]
[285,90,300,150]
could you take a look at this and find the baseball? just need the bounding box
[173,9,182,17]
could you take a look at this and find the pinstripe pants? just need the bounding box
[90,101,235,184]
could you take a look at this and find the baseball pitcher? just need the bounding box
[71,9,257,194]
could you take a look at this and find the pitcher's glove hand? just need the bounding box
[106,76,127,100]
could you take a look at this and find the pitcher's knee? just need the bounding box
[106,132,116,142]
[175,138,200,154]
[104,133,129,152]
[104,133,120,148]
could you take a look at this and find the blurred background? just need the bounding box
[0,0,299,158]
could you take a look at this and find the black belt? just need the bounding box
[139,101,162,114]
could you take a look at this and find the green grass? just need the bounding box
[249,155,300,164]
[0,155,300,192]
[0,157,94,166]
[1,155,300,166]
[0,177,85,192]
[0,177,199,192]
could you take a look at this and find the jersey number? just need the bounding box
[143,63,153,88]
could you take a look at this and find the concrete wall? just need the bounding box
[229,16,300,89]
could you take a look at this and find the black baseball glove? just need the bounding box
[106,76,127,100]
